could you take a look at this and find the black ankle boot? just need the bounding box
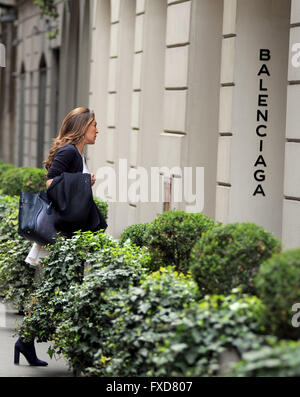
[14,338,48,366]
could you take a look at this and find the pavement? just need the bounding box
[0,301,73,377]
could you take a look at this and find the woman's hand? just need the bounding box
[46,179,53,190]
[91,173,96,186]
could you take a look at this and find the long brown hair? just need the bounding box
[44,107,95,171]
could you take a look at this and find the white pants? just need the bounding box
[25,243,49,266]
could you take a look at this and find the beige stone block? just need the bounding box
[217,136,232,184]
[133,52,143,90]
[108,57,118,92]
[111,0,120,23]
[136,0,146,14]
[220,37,235,84]
[291,0,300,24]
[127,204,137,226]
[282,199,300,249]
[110,23,119,57]
[288,27,300,81]
[165,46,189,88]
[219,85,233,133]
[215,185,230,224]
[131,91,141,129]
[106,129,115,161]
[286,84,300,140]
[134,14,144,53]
[223,0,237,35]
[129,130,139,166]
[158,133,183,170]
[164,90,187,132]
[166,1,191,45]
[107,93,117,127]
[284,142,300,197]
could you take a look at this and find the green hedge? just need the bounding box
[230,340,300,377]
[143,210,215,273]
[0,161,47,195]
[190,223,281,296]
[18,231,119,344]
[255,248,300,339]
[1,177,299,377]
[52,242,150,375]
[0,195,35,310]
[0,191,108,312]
[119,223,149,248]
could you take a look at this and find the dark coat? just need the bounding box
[47,144,83,180]
[46,144,107,235]
[47,172,107,235]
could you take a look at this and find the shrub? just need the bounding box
[93,196,108,222]
[255,248,300,339]
[18,231,118,343]
[144,210,215,273]
[52,242,151,375]
[93,267,198,377]
[1,166,47,196]
[0,237,35,311]
[0,194,19,227]
[148,289,269,377]
[0,161,15,180]
[230,340,300,377]
[0,195,35,310]
[190,222,281,296]
[119,223,149,247]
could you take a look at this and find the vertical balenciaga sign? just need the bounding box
[253,49,270,197]
[0,42,5,67]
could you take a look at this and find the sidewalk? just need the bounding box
[0,301,72,377]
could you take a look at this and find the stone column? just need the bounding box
[215,0,291,239]
[282,0,300,248]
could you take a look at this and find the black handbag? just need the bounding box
[18,191,63,246]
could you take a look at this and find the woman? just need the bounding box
[15,107,100,367]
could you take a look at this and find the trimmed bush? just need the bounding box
[93,196,108,223]
[230,340,300,377]
[255,248,300,339]
[119,223,149,247]
[148,290,268,377]
[1,166,47,196]
[52,242,150,375]
[18,230,118,344]
[144,210,215,273]
[190,222,281,296]
[92,267,198,376]
[0,195,35,310]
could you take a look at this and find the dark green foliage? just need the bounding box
[92,267,198,376]
[18,231,118,343]
[0,162,15,180]
[255,248,300,339]
[93,196,108,222]
[1,166,47,196]
[0,195,35,310]
[53,243,150,375]
[149,290,268,377]
[230,340,300,377]
[190,222,281,296]
[119,223,149,247]
[144,210,215,273]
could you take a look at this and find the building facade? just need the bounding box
[0,0,300,248]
